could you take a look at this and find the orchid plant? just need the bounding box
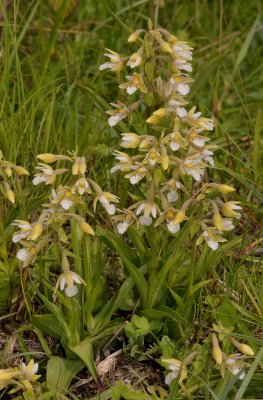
[100,21,241,251]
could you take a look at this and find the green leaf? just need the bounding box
[96,227,148,308]
[32,314,61,339]
[142,305,187,326]
[70,337,98,381]
[46,356,83,395]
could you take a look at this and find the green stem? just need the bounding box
[149,0,159,29]
[70,219,82,276]
[82,235,94,335]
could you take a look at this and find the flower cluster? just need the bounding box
[100,24,241,249]
[212,328,254,380]
[0,150,29,204]
[0,359,40,395]
[13,152,118,296]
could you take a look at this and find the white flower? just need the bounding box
[93,192,119,215]
[127,51,142,68]
[197,228,227,251]
[225,354,246,380]
[222,219,235,231]
[144,148,160,166]
[56,270,86,297]
[114,209,137,234]
[110,151,132,173]
[16,246,37,268]
[73,177,91,196]
[167,190,178,203]
[162,358,187,385]
[136,202,157,226]
[121,133,141,148]
[176,107,187,118]
[106,102,130,127]
[99,49,123,72]
[222,201,242,218]
[60,198,74,210]
[167,222,180,233]
[203,230,219,250]
[170,132,185,151]
[33,163,67,186]
[177,83,190,96]
[125,164,148,185]
[119,73,148,95]
[21,360,40,382]
[12,220,32,243]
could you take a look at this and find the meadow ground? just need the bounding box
[0,1,262,399]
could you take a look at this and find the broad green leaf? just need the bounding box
[96,227,148,307]
[46,356,83,395]
[70,337,98,381]
[93,264,148,332]
[32,314,61,339]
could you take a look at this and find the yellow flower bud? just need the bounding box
[153,108,168,118]
[37,154,71,163]
[213,213,223,231]
[128,29,144,42]
[37,154,59,163]
[30,222,43,241]
[3,182,15,204]
[5,166,12,177]
[79,221,95,235]
[79,157,86,175]
[13,165,29,175]
[160,41,173,53]
[72,159,80,175]
[231,338,254,356]
[212,333,222,365]
[146,115,160,125]
[217,184,236,194]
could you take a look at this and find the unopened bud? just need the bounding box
[217,184,236,194]
[30,222,43,241]
[153,108,168,118]
[213,213,223,231]
[79,220,95,235]
[72,158,80,175]
[3,182,15,204]
[128,29,144,42]
[13,165,29,175]
[79,157,86,175]
[37,153,72,163]
[160,41,173,53]
[212,334,222,365]
[146,115,160,125]
[231,338,254,356]
[5,166,12,177]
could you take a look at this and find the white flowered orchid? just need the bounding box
[33,163,67,186]
[224,354,246,380]
[125,164,149,185]
[127,48,143,68]
[135,201,158,226]
[162,358,187,385]
[113,209,138,234]
[119,73,148,95]
[99,49,123,72]
[20,359,40,382]
[110,151,132,173]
